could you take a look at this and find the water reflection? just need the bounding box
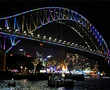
[0,79,110,90]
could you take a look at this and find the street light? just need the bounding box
[93,49,96,52]
[81,46,84,48]
[7,27,10,30]
[80,45,83,48]
[90,49,92,51]
[66,42,71,45]
[43,35,46,39]
[19,48,24,52]
[71,43,74,46]
[63,41,66,44]
[37,34,40,38]
[58,40,62,43]
[15,29,19,32]
[53,38,57,42]
[30,32,34,37]
[0,27,2,30]
[23,31,27,35]
[75,44,78,47]
[49,37,52,41]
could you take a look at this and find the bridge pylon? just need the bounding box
[0,36,21,71]
[0,50,6,71]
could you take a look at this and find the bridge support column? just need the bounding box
[0,36,21,72]
[0,50,6,71]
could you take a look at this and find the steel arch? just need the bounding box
[0,7,109,59]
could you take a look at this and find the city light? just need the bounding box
[19,48,24,51]
[62,41,66,44]
[7,27,10,30]
[47,55,52,58]
[71,43,74,46]
[49,37,52,41]
[58,40,62,43]
[66,42,71,45]
[15,29,19,32]
[53,38,57,42]
[23,31,27,35]
[37,34,40,38]
[43,35,46,39]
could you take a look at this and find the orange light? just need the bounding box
[10,53,13,56]
[62,64,68,71]
[40,43,44,46]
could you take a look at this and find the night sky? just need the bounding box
[0,0,110,47]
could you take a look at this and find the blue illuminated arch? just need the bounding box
[0,7,109,58]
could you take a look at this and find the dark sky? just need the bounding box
[0,0,110,47]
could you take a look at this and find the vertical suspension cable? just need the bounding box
[14,17,17,30]
[3,38,6,50]
[10,37,16,46]
[22,15,25,33]
[0,39,1,49]
[5,20,9,29]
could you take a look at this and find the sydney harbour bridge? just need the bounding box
[0,7,110,71]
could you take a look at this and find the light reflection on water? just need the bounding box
[0,79,86,90]
[0,88,66,90]
[0,80,68,90]
[0,79,110,90]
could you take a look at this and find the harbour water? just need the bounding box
[0,79,110,90]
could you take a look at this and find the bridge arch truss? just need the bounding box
[0,7,109,60]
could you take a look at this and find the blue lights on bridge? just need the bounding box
[0,7,109,60]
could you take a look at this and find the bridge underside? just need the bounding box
[0,21,107,61]
[3,35,105,61]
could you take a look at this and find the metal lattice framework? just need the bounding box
[0,7,109,59]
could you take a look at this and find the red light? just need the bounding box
[26,54,31,58]
[26,52,32,58]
